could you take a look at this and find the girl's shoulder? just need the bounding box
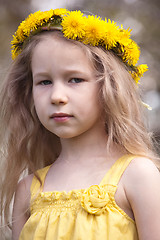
[118,156,160,216]
[122,157,160,239]
[14,164,51,208]
[124,156,159,183]
[122,156,160,192]
[12,173,34,239]
[14,173,34,212]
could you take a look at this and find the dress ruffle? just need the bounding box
[31,185,110,216]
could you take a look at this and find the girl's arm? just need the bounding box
[125,157,160,240]
[12,175,33,240]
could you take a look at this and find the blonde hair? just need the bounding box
[0,31,159,235]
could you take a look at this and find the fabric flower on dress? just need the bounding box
[81,185,109,215]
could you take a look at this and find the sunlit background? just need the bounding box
[0,0,160,151]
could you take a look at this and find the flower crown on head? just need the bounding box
[11,8,148,84]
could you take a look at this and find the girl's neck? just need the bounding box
[57,125,125,167]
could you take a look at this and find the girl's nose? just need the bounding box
[50,84,68,105]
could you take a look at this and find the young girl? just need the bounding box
[0,8,160,240]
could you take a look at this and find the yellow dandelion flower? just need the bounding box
[83,15,105,46]
[130,64,148,84]
[123,40,140,66]
[136,64,148,76]
[11,44,22,59]
[11,9,56,59]
[11,35,20,46]
[16,21,27,41]
[62,10,85,40]
[39,9,54,22]
[15,12,38,39]
[130,71,140,84]
[26,11,42,33]
[103,19,119,49]
[23,13,39,36]
[53,8,68,16]
[118,26,132,46]
[19,10,54,37]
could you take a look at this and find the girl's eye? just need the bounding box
[40,80,52,85]
[69,78,84,84]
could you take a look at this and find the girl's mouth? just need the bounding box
[51,113,73,122]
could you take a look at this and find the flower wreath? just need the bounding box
[11,8,148,84]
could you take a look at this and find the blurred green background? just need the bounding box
[0,0,160,152]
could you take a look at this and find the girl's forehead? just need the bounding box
[31,35,95,77]
[32,34,87,58]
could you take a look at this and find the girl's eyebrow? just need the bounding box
[33,69,93,79]
[32,72,50,80]
[62,69,92,76]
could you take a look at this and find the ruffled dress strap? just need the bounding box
[30,165,51,200]
[100,154,137,187]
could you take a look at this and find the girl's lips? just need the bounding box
[51,113,73,122]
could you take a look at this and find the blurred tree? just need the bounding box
[0,0,32,68]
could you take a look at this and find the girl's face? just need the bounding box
[32,35,104,139]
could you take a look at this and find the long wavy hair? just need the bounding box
[0,31,159,236]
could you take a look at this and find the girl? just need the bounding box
[0,8,160,240]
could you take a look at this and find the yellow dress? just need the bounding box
[19,155,139,239]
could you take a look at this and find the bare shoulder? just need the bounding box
[12,174,34,240]
[13,173,34,217]
[123,157,160,240]
[123,156,160,186]
[123,156,160,203]
[15,173,34,206]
